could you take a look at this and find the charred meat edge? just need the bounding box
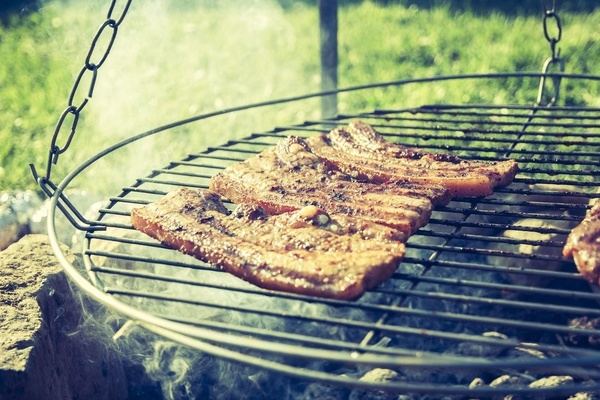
[131,187,405,300]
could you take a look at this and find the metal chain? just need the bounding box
[536,0,565,106]
[541,0,562,60]
[31,0,132,183]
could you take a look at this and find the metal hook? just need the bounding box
[536,56,565,107]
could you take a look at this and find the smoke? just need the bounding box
[33,1,338,398]
[39,0,321,196]
[92,0,309,128]
[39,1,452,397]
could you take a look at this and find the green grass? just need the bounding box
[1,1,599,192]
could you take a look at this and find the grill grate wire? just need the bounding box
[55,94,600,395]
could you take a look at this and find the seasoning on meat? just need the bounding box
[130,187,405,300]
[305,120,519,197]
[209,135,452,240]
[563,199,600,285]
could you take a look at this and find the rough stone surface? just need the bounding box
[0,190,40,251]
[489,374,530,388]
[469,377,485,389]
[568,392,600,400]
[529,375,574,389]
[348,368,402,400]
[0,234,128,400]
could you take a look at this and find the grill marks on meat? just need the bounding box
[209,135,452,240]
[563,200,600,286]
[132,121,519,299]
[130,187,405,300]
[306,121,518,197]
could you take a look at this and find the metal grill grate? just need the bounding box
[46,75,600,396]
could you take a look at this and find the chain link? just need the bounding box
[541,0,562,60]
[537,0,565,106]
[33,0,132,182]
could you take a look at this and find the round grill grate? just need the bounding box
[42,73,600,396]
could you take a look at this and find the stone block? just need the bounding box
[0,234,128,400]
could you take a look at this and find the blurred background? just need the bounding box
[1,0,599,194]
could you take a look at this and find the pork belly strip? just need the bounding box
[306,121,518,198]
[563,199,600,286]
[130,187,405,300]
[209,136,451,239]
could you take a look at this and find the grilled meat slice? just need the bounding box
[130,187,405,300]
[306,121,518,198]
[209,136,451,240]
[563,199,600,285]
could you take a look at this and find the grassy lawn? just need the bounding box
[1,1,599,192]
